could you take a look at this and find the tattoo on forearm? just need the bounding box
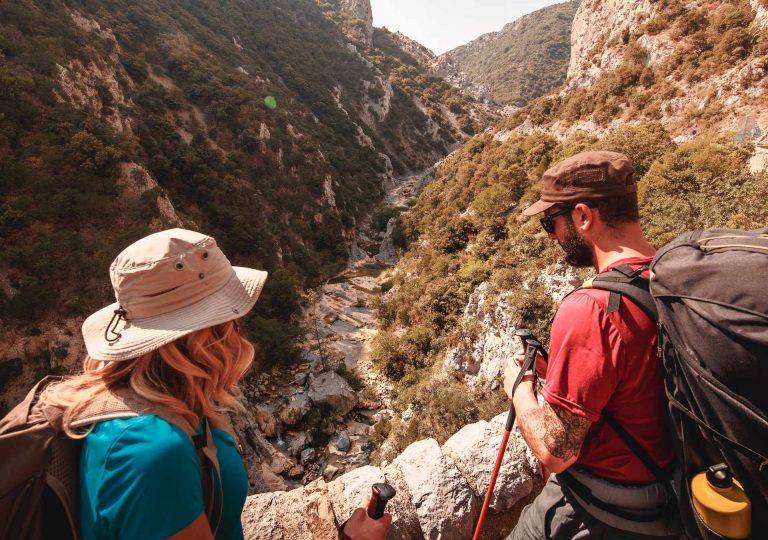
[518,402,592,461]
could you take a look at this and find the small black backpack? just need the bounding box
[583,228,768,539]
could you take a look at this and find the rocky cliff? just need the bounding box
[241,412,541,539]
[433,1,579,107]
[508,0,768,143]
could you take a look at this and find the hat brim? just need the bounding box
[82,267,267,361]
[522,199,556,216]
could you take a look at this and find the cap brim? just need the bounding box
[522,199,556,216]
[82,267,268,361]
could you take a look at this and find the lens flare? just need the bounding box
[264,96,277,110]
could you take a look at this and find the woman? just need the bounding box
[42,228,387,540]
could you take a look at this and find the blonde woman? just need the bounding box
[39,228,387,540]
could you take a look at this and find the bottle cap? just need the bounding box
[706,463,733,489]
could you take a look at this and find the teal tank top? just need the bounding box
[80,415,248,540]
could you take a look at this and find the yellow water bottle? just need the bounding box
[691,463,751,539]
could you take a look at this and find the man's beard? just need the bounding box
[562,218,594,268]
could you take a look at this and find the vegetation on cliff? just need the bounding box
[0,0,488,383]
[504,0,768,130]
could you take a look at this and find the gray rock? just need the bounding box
[241,478,336,539]
[323,463,341,480]
[300,448,317,465]
[260,462,289,492]
[327,465,385,525]
[300,350,320,363]
[294,371,308,386]
[278,393,312,425]
[308,371,358,415]
[288,432,309,457]
[269,452,293,475]
[375,216,402,265]
[335,431,351,453]
[443,418,537,511]
[391,438,478,540]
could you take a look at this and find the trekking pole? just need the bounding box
[473,337,540,540]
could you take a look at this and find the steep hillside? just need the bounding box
[432,1,579,107]
[505,0,768,138]
[0,0,491,408]
[370,0,768,458]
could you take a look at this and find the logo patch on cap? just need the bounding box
[573,168,605,185]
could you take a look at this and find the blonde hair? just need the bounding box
[43,321,254,437]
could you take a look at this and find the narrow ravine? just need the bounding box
[245,166,437,491]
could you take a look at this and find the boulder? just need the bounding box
[391,438,478,540]
[287,464,305,478]
[324,463,422,540]
[323,463,341,480]
[301,448,318,465]
[279,393,312,425]
[443,418,538,511]
[327,465,385,524]
[346,420,370,436]
[295,371,309,386]
[381,461,431,540]
[269,452,294,475]
[289,432,310,457]
[255,404,281,438]
[335,431,351,453]
[260,462,289,492]
[308,371,358,415]
[241,478,337,540]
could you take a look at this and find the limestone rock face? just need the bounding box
[327,466,385,525]
[443,418,539,511]
[308,371,358,415]
[391,438,479,540]
[752,0,768,29]
[567,0,658,89]
[375,217,402,265]
[279,393,312,425]
[242,478,337,540]
[337,0,373,46]
[443,263,581,386]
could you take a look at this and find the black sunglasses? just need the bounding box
[539,206,574,234]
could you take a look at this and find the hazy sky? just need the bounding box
[369,0,567,55]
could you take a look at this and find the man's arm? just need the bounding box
[505,361,592,473]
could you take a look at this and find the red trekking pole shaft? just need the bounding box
[473,336,539,540]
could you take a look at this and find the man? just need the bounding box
[503,150,680,539]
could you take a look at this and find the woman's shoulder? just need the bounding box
[86,415,196,466]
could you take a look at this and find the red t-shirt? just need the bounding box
[542,256,674,483]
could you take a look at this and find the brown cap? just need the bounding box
[522,151,636,216]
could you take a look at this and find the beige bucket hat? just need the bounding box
[82,228,268,361]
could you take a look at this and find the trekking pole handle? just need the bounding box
[367,482,396,519]
[505,339,541,431]
[515,328,532,349]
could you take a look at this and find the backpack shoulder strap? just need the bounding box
[583,265,658,322]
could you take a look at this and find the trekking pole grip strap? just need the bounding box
[506,341,540,431]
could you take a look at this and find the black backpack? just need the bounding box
[583,228,768,539]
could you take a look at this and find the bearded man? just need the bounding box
[503,151,681,539]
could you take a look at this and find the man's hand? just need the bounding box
[341,501,391,540]
[503,354,535,400]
